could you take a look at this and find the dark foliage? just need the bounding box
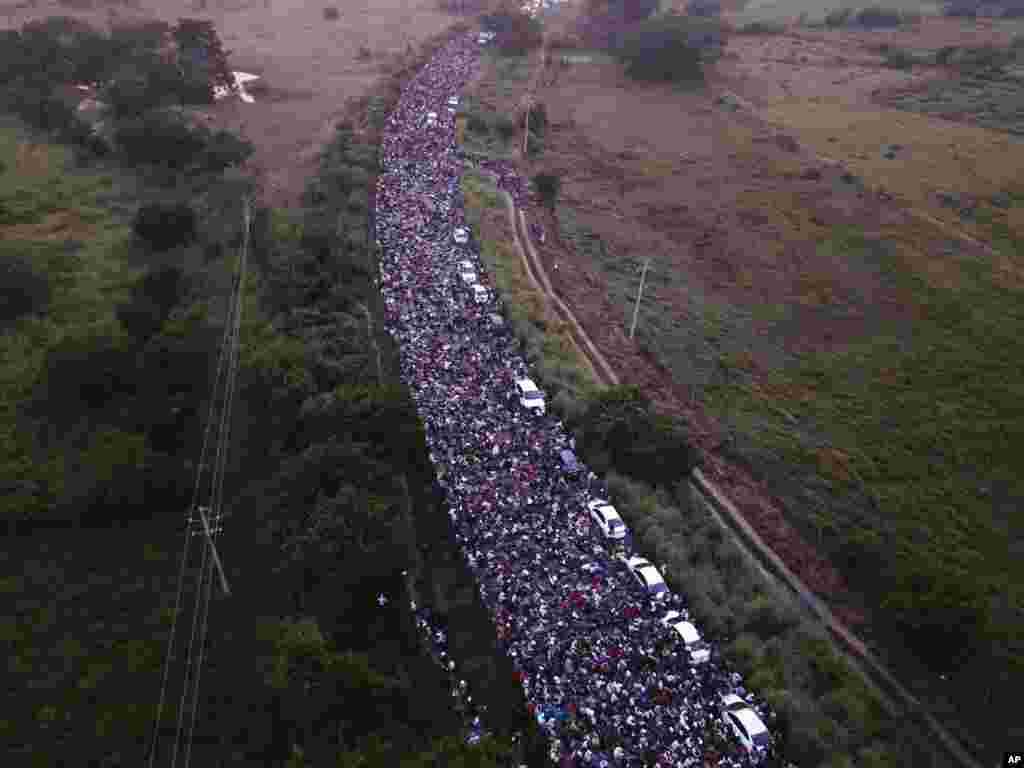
[132,203,198,251]
[35,333,138,415]
[533,172,561,210]
[117,265,189,342]
[481,10,543,55]
[855,6,904,27]
[573,385,700,487]
[610,14,711,82]
[0,256,51,329]
[114,111,208,169]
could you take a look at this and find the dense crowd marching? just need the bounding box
[375,32,782,768]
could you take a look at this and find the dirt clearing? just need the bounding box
[1,0,464,207]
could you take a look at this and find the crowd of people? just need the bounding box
[375,32,781,768]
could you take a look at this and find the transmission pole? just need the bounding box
[629,258,650,340]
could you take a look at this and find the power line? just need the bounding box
[183,197,250,768]
[149,197,250,768]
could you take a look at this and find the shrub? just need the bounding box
[881,48,915,69]
[489,11,543,55]
[854,6,904,28]
[199,129,254,172]
[132,203,197,251]
[0,256,51,329]
[726,633,760,667]
[536,173,561,208]
[467,113,489,134]
[738,20,785,34]
[825,8,852,27]
[745,593,798,638]
[611,15,711,83]
[323,6,339,19]
[494,115,517,141]
[115,111,200,167]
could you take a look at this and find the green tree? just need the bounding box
[533,173,560,210]
[611,14,713,82]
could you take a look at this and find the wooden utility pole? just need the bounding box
[629,258,651,340]
[522,93,533,157]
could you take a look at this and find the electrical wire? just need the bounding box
[182,198,250,768]
[149,197,249,768]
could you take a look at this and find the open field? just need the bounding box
[0,0,462,207]
[463,5,1024,764]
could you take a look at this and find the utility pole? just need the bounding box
[629,258,651,340]
[196,505,231,596]
[523,95,531,157]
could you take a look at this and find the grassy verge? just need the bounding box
[461,169,600,413]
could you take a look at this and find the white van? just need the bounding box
[513,378,545,414]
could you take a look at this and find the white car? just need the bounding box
[458,259,475,272]
[586,499,627,542]
[625,557,668,600]
[453,227,470,245]
[720,694,771,755]
[513,378,545,414]
[459,268,477,286]
[447,95,460,113]
[472,283,489,304]
[660,611,711,664]
[477,31,496,44]
[425,111,438,127]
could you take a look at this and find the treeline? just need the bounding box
[0,17,250,172]
[2,18,545,766]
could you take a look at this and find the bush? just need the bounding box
[323,6,339,19]
[132,203,197,251]
[743,594,799,639]
[611,15,711,83]
[854,6,904,27]
[738,20,786,34]
[576,385,700,487]
[199,129,254,172]
[115,111,197,167]
[486,11,543,55]
[825,8,852,27]
[881,48,915,69]
[0,256,51,329]
[494,116,517,141]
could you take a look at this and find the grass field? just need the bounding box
[0,120,140,522]
[461,170,599,407]
[464,161,944,768]
[559,195,1024,758]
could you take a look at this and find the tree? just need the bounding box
[118,264,189,341]
[533,173,560,210]
[172,18,235,101]
[611,14,714,82]
[132,203,197,251]
[114,110,208,169]
[0,255,50,329]
[576,385,700,486]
